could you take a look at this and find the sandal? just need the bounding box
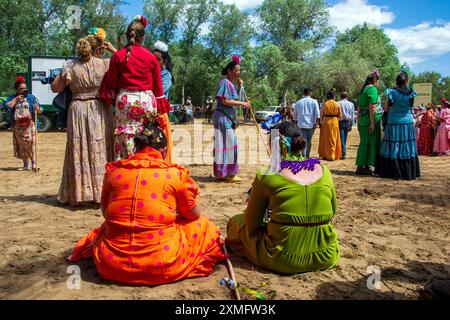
[224,175,242,183]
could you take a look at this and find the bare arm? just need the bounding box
[369,104,376,132]
[221,99,251,109]
[51,74,66,93]
[5,96,20,109]
[384,98,390,112]
[104,41,117,54]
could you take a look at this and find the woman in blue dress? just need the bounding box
[376,71,420,180]
[213,56,251,182]
[153,41,174,99]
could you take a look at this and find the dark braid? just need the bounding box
[125,20,145,63]
[126,30,136,62]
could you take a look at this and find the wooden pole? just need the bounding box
[248,107,270,157]
[221,236,241,300]
[33,108,39,172]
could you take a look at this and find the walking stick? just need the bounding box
[248,106,271,157]
[220,236,241,300]
[33,107,39,172]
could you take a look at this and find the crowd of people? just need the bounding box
[272,71,448,181]
[2,13,449,288]
[416,99,450,157]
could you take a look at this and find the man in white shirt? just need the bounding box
[293,88,320,158]
[338,92,355,159]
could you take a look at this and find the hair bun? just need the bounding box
[372,69,381,79]
[76,38,92,62]
[292,135,307,152]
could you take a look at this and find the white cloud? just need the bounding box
[386,22,450,65]
[221,0,263,10]
[194,0,450,72]
[329,0,395,32]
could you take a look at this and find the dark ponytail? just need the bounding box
[360,71,380,94]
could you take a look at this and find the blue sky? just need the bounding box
[121,0,450,76]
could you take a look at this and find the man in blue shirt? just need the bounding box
[293,88,320,158]
[338,92,355,159]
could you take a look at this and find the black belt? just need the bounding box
[323,115,339,118]
[73,97,100,101]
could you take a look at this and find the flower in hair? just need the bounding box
[133,15,148,28]
[15,76,26,83]
[88,27,107,40]
[232,55,241,65]
[372,69,381,78]
[154,40,168,52]
[143,128,153,136]
[400,65,409,74]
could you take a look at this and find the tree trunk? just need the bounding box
[182,84,185,106]
[181,59,189,105]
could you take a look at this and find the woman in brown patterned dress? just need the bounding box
[52,31,116,205]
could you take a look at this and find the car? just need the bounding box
[254,106,281,122]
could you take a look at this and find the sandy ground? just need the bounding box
[0,120,449,300]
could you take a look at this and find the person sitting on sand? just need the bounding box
[68,122,226,285]
[226,121,340,274]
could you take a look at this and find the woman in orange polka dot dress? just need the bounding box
[68,123,226,285]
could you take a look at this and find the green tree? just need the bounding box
[207,3,254,62]
[257,0,332,104]
[411,71,450,105]
[178,0,217,104]
[0,0,126,95]
[335,23,401,93]
[143,0,185,46]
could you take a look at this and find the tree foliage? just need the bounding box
[0,0,448,109]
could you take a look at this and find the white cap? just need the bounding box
[154,40,168,52]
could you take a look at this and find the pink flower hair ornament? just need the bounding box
[232,55,241,65]
[372,69,381,79]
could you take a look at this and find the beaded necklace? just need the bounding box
[280,158,321,174]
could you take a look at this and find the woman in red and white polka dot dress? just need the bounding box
[68,124,226,285]
[417,107,437,156]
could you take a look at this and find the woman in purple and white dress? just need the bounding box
[212,56,251,183]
